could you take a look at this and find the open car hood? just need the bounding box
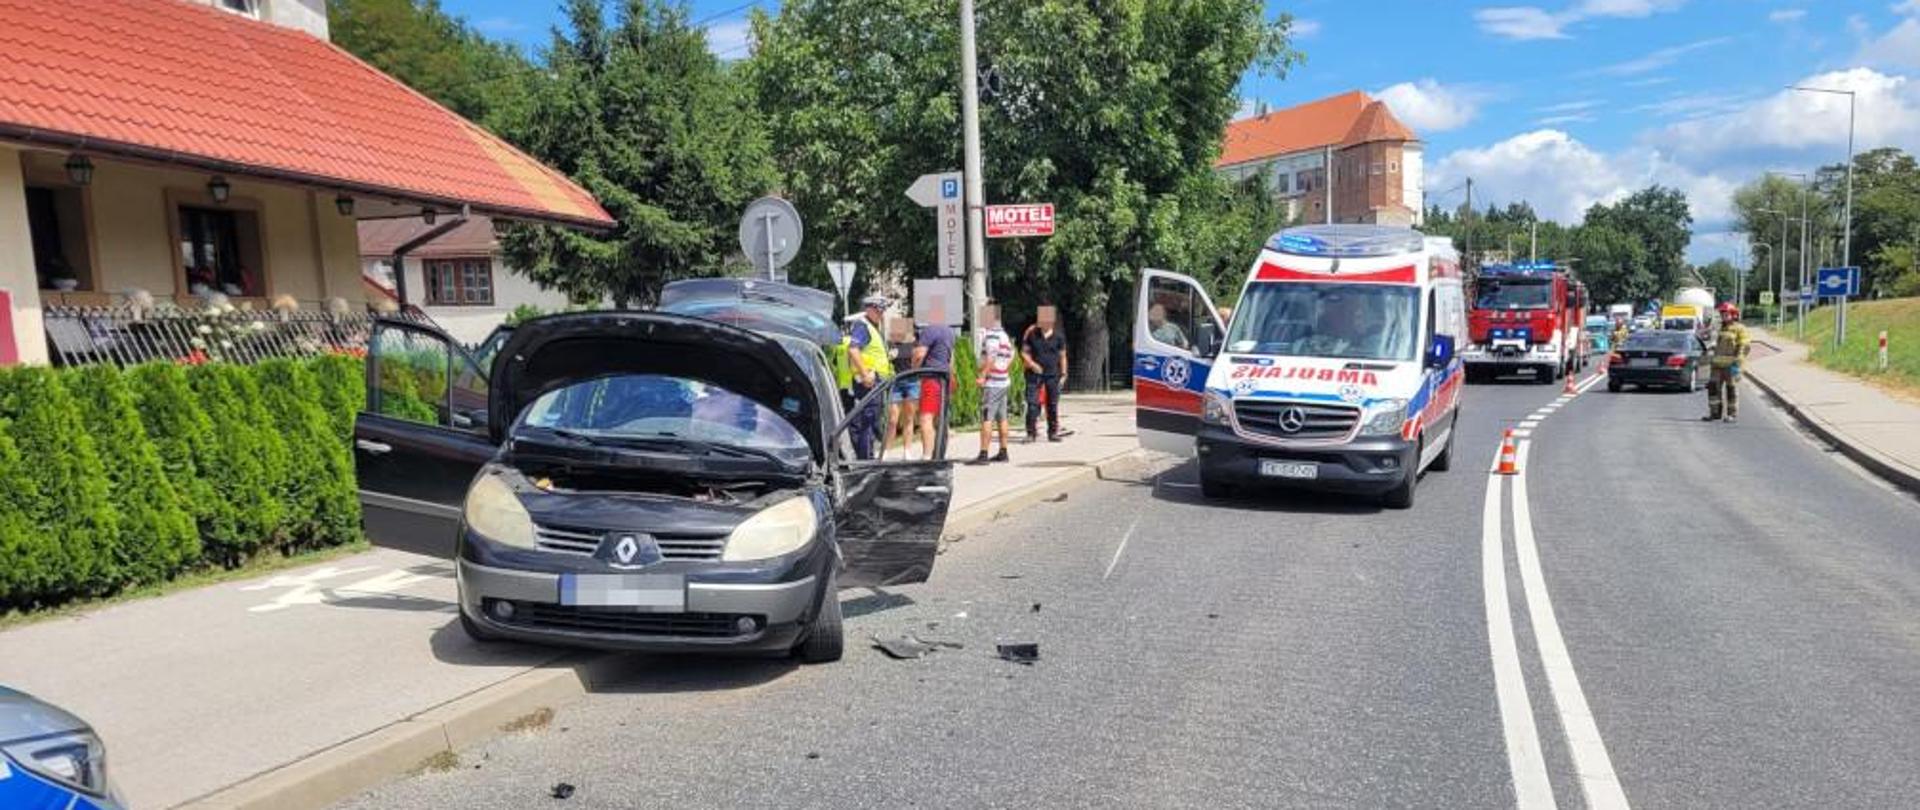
[658,278,840,347]
[488,312,824,457]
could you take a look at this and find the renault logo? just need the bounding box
[608,533,660,568]
[1278,407,1308,433]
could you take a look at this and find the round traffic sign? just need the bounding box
[739,196,804,276]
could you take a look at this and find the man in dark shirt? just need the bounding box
[1021,306,1068,442]
[911,304,957,460]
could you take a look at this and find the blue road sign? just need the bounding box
[1816,266,1861,298]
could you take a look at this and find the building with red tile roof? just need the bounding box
[0,0,612,364]
[1217,91,1423,227]
[357,216,583,344]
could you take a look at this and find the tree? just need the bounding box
[1568,223,1652,307]
[1583,186,1693,297]
[749,0,1301,381]
[501,0,778,307]
[328,0,537,134]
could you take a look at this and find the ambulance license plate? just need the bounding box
[1259,460,1318,480]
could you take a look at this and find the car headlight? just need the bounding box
[1201,392,1231,425]
[1359,399,1409,436]
[722,496,819,562]
[464,472,536,549]
[3,731,110,797]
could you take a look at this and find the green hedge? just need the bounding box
[0,355,368,611]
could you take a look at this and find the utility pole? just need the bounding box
[959,0,989,331]
[1789,85,1856,343]
[1463,177,1473,267]
[1529,219,1538,262]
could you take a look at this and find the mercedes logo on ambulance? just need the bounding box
[1278,407,1308,433]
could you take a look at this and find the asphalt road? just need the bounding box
[336,369,1920,810]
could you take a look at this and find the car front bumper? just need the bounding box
[456,549,828,654]
[1196,425,1417,495]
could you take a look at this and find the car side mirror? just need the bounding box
[1426,334,1456,370]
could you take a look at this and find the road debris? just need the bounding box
[551,782,576,799]
[873,635,936,659]
[805,752,821,760]
[1045,492,1070,503]
[996,642,1040,665]
[1030,602,1042,613]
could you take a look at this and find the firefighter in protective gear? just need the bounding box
[1704,302,1751,422]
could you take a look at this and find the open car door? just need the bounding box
[354,319,497,558]
[1133,269,1226,457]
[831,367,954,588]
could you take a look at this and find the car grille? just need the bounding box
[1234,400,1360,441]
[533,523,728,561]
[506,604,754,638]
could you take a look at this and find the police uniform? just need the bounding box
[846,307,894,459]
[1706,319,1750,421]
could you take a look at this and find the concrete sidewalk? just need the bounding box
[1746,328,1920,494]
[0,395,1141,809]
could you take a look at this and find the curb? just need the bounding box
[1745,366,1920,497]
[176,446,1152,810]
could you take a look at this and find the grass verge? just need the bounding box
[0,539,370,631]
[1777,297,1920,400]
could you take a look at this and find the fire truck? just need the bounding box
[1461,261,1590,383]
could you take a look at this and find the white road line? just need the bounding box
[1102,514,1142,581]
[1519,420,1541,429]
[1512,441,1632,810]
[1576,372,1607,394]
[1513,429,1533,438]
[1483,444,1558,809]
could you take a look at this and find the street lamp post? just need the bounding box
[1766,170,1812,337]
[1789,85,1856,344]
[1758,206,1796,329]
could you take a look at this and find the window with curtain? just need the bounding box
[424,258,495,306]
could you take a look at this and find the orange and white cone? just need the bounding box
[1564,366,1580,394]
[1496,429,1519,476]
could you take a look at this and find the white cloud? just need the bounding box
[1630,91,1753,119]
[1537,99,1603,113]
[1474,0,1684,40]
[1536,113,1597,125]
[1654,68,1920,161]
[1374,79,1488,132]
[1429,130,1633,222]
[1858,18,1920,70]
[1896,0,1920,16]
[1584,36,1731,76]
[1290,19,1323,39]
[1767,9,1806,24]
[1626,76,1675,87]
[704,19,754,58]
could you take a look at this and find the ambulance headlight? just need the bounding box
[1201,392,1232,426]
[1360,399,1409,436]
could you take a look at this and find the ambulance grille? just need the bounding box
[1234,401,1360,441]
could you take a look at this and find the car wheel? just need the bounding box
[1382,468,1417,510]
[794,568,844,664]
[1198,467,1235,500]
[460,609,500,643]
[1429,414,1457,472]
[1607,378,1623,393]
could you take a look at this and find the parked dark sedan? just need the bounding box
[352,283,954,664]
[1606,329,1708,392]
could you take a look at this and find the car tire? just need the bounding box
[1382,467,1417,510]
[1199,467,1235,500]
[460,609,500,643]
[794,569,844,664]
[1607,378,1623,393]
[1430,414,1457,472]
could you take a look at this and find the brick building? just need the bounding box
[1216,91,1423,227]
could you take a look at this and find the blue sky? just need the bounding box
[443,0,1920,263]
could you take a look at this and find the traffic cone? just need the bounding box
[1496,429,1519,476]
[1563,367,1579,394]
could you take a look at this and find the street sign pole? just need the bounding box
[958,0,989,332]
[738,196,803,283]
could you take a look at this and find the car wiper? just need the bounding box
[597,433,800,470]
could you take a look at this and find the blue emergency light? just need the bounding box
[1482,261,1559,276]
[1267,224,1428,258]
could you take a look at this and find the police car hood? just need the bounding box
[488,312,824,456]
[1207,354,1422,409]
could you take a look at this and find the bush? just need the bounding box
[67,365,200,587]
[0,367,120,603]
[948,336,982,430]
[127,363,235,562]
[0,424,56,608]
[311,353,366,443]
[188,363,289,563]
[255,360,361,550]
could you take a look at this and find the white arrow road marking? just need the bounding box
[243,566,431,614]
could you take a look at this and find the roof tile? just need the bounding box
[1216,91,1420,168]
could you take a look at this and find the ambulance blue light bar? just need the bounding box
[1267,224,1428,258]
[1481,261,1561,276]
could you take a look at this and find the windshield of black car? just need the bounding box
[515,374,810,468]
[1475,280,1553,310]
[1623,333,1692,351]
[1225,282,1419,362]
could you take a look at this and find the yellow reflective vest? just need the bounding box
[851,316,893,381]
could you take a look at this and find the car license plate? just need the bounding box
[1259,460,1318,480]
[559,573,685,611]
[1630,357,1661,367]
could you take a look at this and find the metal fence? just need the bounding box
[41,305,432,367]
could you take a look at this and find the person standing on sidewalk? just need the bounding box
[846,295,894,459]
[969,305,1015,464]
[885,319,919,457]
[1704,302,1751,423]
[1022,306,1068,443]
[911,304,957,461]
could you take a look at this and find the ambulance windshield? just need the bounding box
[1224,282,1419,362]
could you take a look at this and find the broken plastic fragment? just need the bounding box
[873,635,936,659]
[996,642,1040,665]
[551,782,576,799]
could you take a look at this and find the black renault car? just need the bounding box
[352,281,953,663]
[1606,329,1708,392]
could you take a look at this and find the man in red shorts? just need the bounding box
[910,303,958,461]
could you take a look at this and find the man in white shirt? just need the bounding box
[969,304,1015,465]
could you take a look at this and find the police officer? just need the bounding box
[1703,302,1750,423]
[846,295,894,459]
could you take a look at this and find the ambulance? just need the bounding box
[1132,224,1467,509]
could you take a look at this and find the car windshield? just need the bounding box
[1475,280,1553,310]
[516,374,810,466]
[1224,282,1419,362]
[1623,332,1692,351]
